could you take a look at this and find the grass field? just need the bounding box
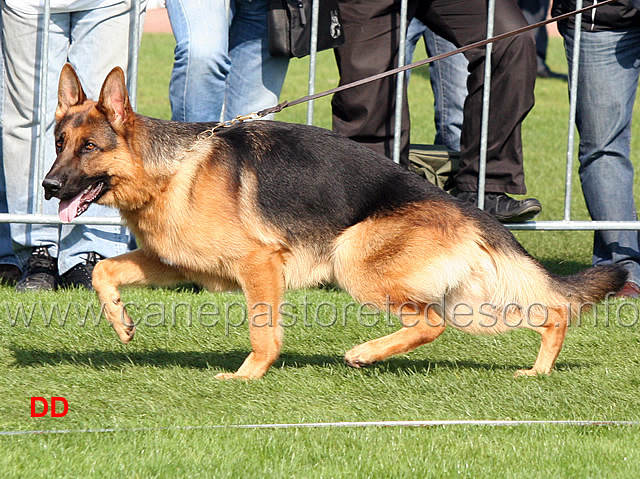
[2,33,640,478]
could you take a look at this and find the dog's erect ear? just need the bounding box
[98,66,132,128]
[56,63,87,122]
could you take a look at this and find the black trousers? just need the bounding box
[331,0,537,194]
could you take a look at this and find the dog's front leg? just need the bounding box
[92,249,186,343]
[216,250,285,380]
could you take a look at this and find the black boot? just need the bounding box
[60,252,105,290]
[16,246,59,292]
[0,264,22,286]
[455,191,542,223]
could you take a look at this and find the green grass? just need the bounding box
[2,34,640,477]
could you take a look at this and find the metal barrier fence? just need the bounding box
[1,0,639,233]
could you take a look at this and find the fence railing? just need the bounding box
[1,0,638,232]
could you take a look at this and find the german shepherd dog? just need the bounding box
[43,64,626,379]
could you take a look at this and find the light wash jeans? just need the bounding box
[0,8,18,268]
[166,0,289,123]
[405,18,468,152]
[1,1,145,274]
[561,25,640,285]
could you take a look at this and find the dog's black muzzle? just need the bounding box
[42,176,63,200]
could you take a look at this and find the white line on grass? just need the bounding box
[1,420,638,436]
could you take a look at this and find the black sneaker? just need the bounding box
[0,264,22,286]
[16,247,59,292]
[456,191,542,223]
[60,252,105,290]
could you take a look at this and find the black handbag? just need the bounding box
[268,0,345,58]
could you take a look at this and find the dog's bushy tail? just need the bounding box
[549,264,628,308]
[473,234,628,326]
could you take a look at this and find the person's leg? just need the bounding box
[0,7,21,283]
[413,0,539,222]
[417,0,537,196]
[404,17,427,81]
[58,1,147,276]
[562,25,640,286]
[331,0,410,165]
[225,0,289,120]
[1,2,68,273]
[422,26,467,152]
[166,0,229,122]
[517,0,549,71]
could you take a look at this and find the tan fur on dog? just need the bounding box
[43,64,627,379]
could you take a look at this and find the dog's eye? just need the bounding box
[84,142,97,151]
[55,134,65,153]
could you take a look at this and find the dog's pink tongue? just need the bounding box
[58,194,83,224]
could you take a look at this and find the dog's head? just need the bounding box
[43,64,134,223]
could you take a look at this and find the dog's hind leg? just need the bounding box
[515,306,569,377]
[345,307,446,368]
[216,249,285,380]
[92,249,187,343]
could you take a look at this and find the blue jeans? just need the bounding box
[166,0,289,122]
[0,8,19,269]
[1,1,144,273]
[405,18,468,152]
[561,25,640,285]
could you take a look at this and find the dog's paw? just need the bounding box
[114,324,136,344]
[514,368,550,377]
[344,346,376,368]
[215,372,252,381]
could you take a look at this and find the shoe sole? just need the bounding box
[494,205,542,223]
[15,284,57,292]
[15,274,58,292]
